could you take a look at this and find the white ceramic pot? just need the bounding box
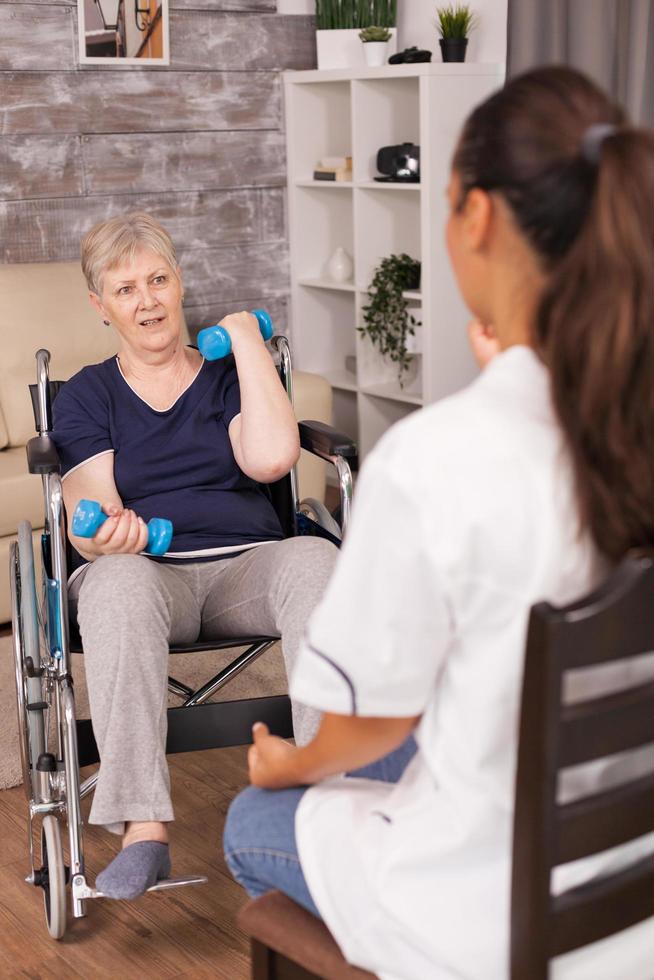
[327,246,354,283]
[404,321,423,355]
[316,28,397,70]
[362,41,389,67]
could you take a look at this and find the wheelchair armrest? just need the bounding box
[27,435,62,475]
[298,420,358,468]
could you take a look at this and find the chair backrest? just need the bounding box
[511,554,654,978]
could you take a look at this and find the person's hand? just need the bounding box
[248,722,302,789]
[467,319,500,369]
[92,504,150,556]
[219,311,263,355]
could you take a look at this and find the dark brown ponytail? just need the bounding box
[453,66,654,561]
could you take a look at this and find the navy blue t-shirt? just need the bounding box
[53,353,284,572]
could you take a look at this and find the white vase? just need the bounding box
[316,28,397,70]
[405,310,423,354]
[404,325,423,355]
[362,41,389,67]
[327,247,353,283]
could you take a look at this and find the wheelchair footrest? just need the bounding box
[146,874,209,892]
[72,873,208,901]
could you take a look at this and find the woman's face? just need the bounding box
[445,171,486,323]
[92,247,184,358]
[445,170,497,327]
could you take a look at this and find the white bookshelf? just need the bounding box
[284,63,505,459]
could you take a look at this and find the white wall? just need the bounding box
[277,0,507,65]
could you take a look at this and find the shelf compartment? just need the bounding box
[286,81,352,188]
[293,186,354,284]
[292,287,356,381]
[325,368,358,392]
[352,76,420,183]
[332,388,358,448]
[358,392,420,457]
[355,189,421,297]
[356,325,423,403]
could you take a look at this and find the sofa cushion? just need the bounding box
[0,262,120,447]
[293,370,332,503]
[0,447,45,536]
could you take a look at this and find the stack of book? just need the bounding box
[313,156,353,182]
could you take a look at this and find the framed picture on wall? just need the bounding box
[78,0,170,65]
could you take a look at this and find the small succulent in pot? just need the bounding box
[358,25,392,42]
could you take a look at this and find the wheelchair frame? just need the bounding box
[10,337,357,939]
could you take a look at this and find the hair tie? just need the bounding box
[581,123,617,165]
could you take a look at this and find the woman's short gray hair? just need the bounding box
[81,212,178,295]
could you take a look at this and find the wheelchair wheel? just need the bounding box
[298,497,342,540]
[12,522,47,800]
[40,816,66,940]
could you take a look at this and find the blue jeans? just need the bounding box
[223,736,417,918]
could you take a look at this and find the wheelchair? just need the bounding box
[10,336,357,939]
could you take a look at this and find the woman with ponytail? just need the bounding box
[223,67,654,978]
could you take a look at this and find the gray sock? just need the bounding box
[96,841,171,900]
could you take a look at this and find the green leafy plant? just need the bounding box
[316,0,397,31]
[359,25,391,41]
[436,3,476,38]
[358,254,421,385]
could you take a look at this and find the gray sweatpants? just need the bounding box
[70,536,337,834]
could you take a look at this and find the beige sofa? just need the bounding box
[0,261,331,623]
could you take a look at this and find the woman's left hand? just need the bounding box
[248,722,301,789]
[467,318,500,368]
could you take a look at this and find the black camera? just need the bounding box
[389,46,432,64]
[375,143,420,183]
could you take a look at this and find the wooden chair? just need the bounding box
[238,555,654,979]
[237,891,376,980]
[511,552,654,978]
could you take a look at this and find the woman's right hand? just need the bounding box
[467,319,500,368]
[90,504,150,555]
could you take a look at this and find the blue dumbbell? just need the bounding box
[196,309,274,361]
[71,499,173,556]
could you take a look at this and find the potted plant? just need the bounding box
[359,25,392,67]
[315,0,398,70]
[358,253,421,386]
[435,4,476,62]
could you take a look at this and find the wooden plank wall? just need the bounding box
[0,0,317,336]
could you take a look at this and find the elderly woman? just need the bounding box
[52,212,337,900]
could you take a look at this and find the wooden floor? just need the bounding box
[0,745,255,979]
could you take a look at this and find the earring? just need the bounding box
[103,319,110,326]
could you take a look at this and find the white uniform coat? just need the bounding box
[290,347,654,980]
